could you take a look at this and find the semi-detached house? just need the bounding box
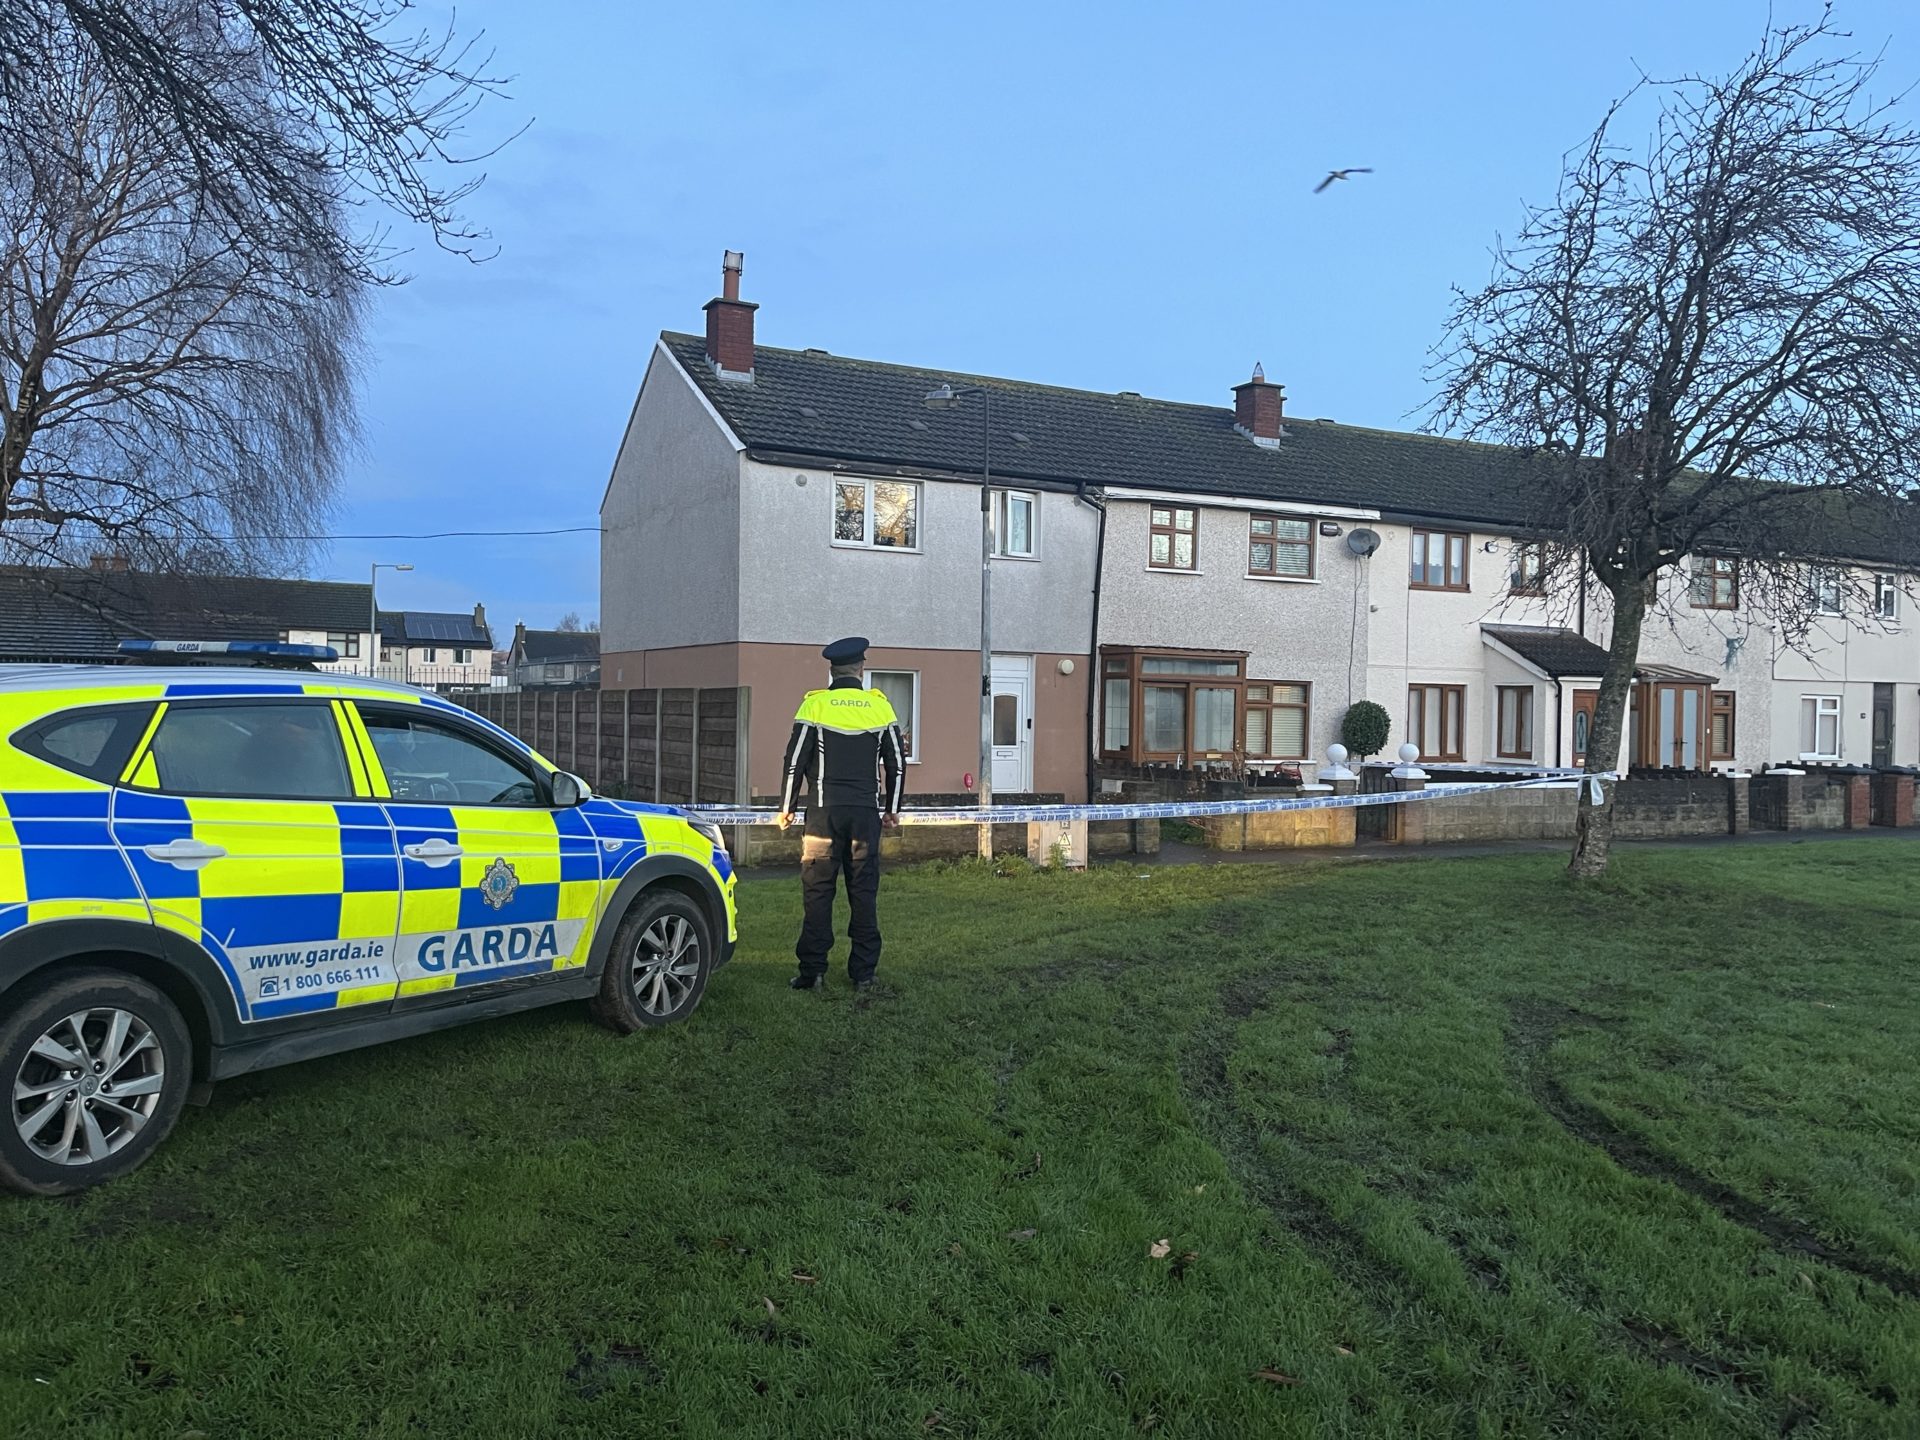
[600,258,1920,804]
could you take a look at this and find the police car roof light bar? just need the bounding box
[117,639,339,669]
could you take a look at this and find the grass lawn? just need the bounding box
[1,842,1917,1437]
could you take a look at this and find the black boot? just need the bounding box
[790,974,824,991]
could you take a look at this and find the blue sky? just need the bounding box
[333,0,1915,640]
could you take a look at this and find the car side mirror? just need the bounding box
[551,770,591,807]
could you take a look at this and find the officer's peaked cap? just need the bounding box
[822,636,869,665]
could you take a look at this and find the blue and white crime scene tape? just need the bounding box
[684,771,1617,827]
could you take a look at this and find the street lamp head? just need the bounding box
[923,384,958,409]
[394,563,414,572]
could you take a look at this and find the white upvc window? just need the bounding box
[993,490,1037,558]
[865,669,919,761]
[833,478,921,550]
[1810,567,1844,616]
[454,648,472,665]
[1875,573,1900,622]
[422,647,438,663]
[1800,694,1841,760]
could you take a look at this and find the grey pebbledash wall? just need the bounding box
[1097,498,1371,763]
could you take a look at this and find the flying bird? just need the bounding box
[1314,167,1373,194]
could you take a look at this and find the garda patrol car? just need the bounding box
[0,650,737,1194]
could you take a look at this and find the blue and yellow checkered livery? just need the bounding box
[0,667,735,1027]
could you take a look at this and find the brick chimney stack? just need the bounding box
[703,250,757,382]
[1232,363,1285,448]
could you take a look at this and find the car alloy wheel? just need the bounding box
[632,914,702,1018]
[13,1007,167,1166]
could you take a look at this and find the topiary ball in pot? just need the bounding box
[1340,700,1391,760]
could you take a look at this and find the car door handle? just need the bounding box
[141,839,226,870]
[403,838,464,867]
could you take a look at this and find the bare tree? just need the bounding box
[1,0,513,283]
[1431,15,1920,878]
[1,9,360,577]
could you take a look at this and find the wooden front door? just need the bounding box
[1873,683,1894,768]
[1571,690,1598,765]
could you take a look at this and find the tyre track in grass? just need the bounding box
[1506,1000,1920,1303]
[1184,970,1803,1428]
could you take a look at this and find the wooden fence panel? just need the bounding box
[446,687,748,804]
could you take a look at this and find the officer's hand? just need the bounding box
[776,812,795,830]
[881,812,900,831]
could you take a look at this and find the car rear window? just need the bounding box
[12,704,155,782]
[145,703,354,799]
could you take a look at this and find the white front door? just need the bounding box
[990,655,1033,795]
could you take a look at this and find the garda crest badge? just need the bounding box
[479,857,519,911]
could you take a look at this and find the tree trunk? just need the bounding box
[1570,573,1652,878]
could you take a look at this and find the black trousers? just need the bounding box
[796,806,883,980]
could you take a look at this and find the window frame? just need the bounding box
[131,698,358,802]
[1800,693,1842,761]
[1810,567,1844,616]
[863,668,921,763]
[325,630,362,659]
[1495,685,1534,761]
[1875,573,1900,622]
[355,702,552,808]
[1148,505,1199,572]
[1407,684,1467,763]
[1508,543,1546,597]
[1099,646,1247,763]
[832,476,923,552]
[1243,681,1311,760]
[1246,514,1315,581]
[992,489,1038,559]
[1410,529,1471,592]
[13,702,157,783]
[1709,690,1737,762]
[1690,555,1739,610]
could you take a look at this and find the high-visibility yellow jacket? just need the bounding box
[779,679,905,813]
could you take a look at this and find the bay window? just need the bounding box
[1099,648,1246,763]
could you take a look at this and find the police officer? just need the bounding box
[776,637,906,990]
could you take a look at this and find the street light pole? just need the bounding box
[925,383,996,860]
[370,562,413,677]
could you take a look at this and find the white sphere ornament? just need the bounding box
[1398,743,1420,765]
[1327,743,1349,765]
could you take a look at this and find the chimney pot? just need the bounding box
[704,249,757,381]
[1232,364,1285,446]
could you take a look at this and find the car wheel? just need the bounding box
[0,968,192,1196]
[589,888,714,1034]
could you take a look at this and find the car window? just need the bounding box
[145,703,353,799]
[360,712,541,807]
[13,704,155,782]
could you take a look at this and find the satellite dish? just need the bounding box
[1346,527,1381,557]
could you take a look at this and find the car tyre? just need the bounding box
[589,888,714,1034]
[0,968,193,1196]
